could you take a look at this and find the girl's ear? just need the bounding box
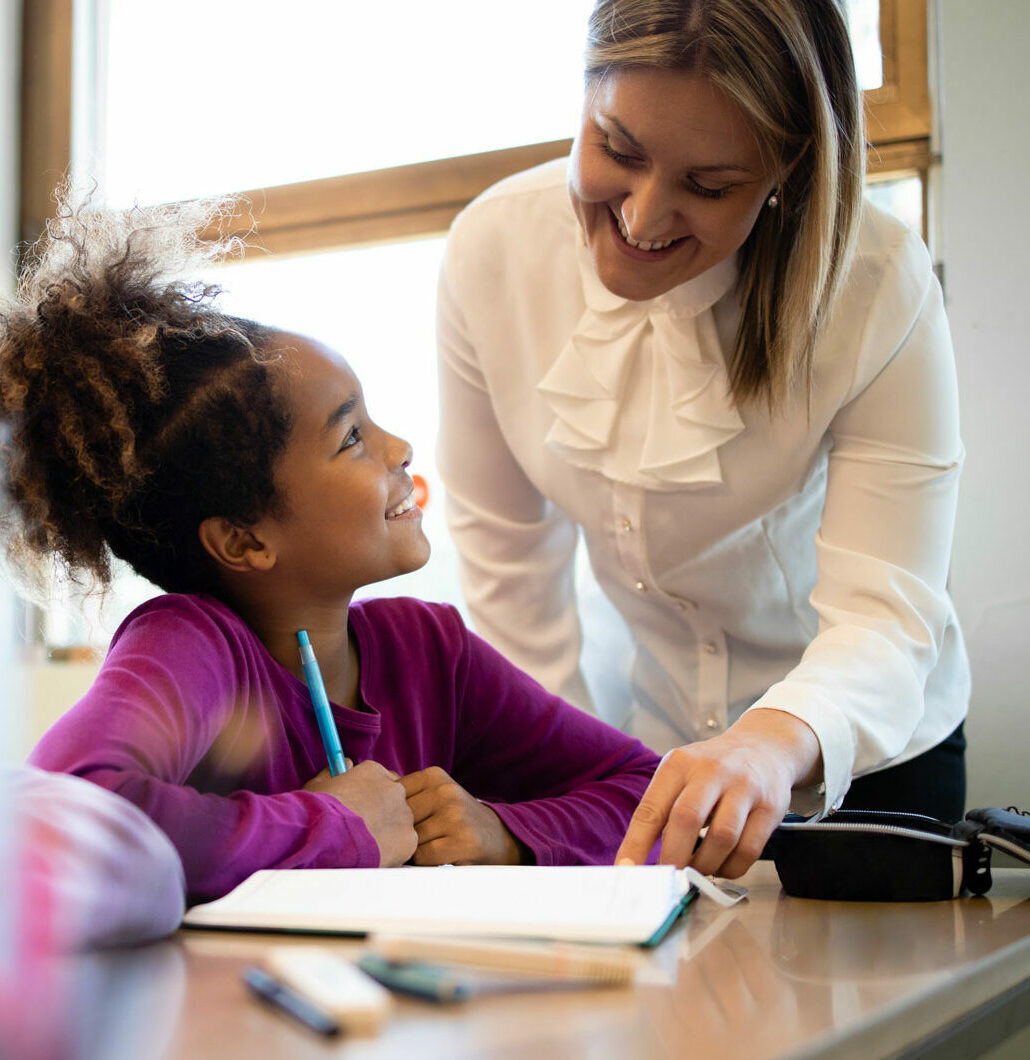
[198,518,277,574]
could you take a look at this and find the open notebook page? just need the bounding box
[183,864,699,945]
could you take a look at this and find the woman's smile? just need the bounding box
[608,206,686,259]
[568,67,779,301]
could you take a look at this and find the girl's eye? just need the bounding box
[339,425,363,453]
[686,177,732,200]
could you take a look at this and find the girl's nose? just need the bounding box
[388,432,413,471]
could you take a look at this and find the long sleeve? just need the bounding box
[748,228,967,815]
[437,254,594,711]
[29,598,379,904]
[7,764,186,949]
[443,616,659,864]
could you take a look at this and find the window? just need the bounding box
[21,0,934,249]
[18,0,935,650]
[97,0,593,207]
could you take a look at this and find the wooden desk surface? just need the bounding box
[32,864,1030,1060]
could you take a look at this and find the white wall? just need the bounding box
[940,0,1030,811]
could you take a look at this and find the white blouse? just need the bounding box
[437,159,969,816]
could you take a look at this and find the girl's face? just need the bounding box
[258,333,430,600]
[568,67,781,302]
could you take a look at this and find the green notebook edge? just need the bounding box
[642,884,699,948]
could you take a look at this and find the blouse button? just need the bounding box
[621,517,633,532]
[703,641,717,654]
[635,581,647,592]
[705,717,719,730]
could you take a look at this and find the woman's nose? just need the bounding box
[620,176,678,242]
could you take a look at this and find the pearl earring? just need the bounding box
[767,192,780,208]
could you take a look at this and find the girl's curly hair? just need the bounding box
[0,194,293,598]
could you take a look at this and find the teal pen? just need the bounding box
[357,955,603,1003]
[296,630,347,775]
[357,955,471,1002]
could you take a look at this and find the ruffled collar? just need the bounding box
[537,238,742,490]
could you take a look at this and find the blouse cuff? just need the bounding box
[743,686,855,819]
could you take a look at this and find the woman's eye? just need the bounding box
[687,177,732,200]
[339,426,362,452]
[600,140,641,166]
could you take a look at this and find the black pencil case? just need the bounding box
[762,807,1030,901]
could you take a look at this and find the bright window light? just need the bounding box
[99,0,594,206]
[847,0,884,91]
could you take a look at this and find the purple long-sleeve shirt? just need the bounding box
[30,594,658,903]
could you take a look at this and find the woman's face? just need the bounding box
[257,333,430,601]
[568,67,781,302]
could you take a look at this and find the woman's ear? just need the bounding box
[779,138,810,186]
[198,517,277,574]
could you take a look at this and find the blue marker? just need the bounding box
[243,966,340,1036]
[296,630,347,775]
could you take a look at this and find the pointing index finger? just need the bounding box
[615,760,689,864]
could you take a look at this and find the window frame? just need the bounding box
[19,0,74,251]
[21,0,933,256]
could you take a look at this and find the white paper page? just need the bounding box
[184,865,691,944]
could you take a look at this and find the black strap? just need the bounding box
[953,820,992,895]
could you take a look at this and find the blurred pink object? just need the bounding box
[0,765,185,1058]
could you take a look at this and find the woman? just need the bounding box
[437,0,969,878]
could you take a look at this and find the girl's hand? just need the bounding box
[615,709,822,878]
[303,760,417,867]
[399,766,527,866]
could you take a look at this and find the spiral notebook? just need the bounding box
[182,864,715,947]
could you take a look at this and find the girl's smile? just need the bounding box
[385,490,419,520]
[251,333,431,604]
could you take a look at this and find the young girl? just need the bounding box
[1,199,658,905]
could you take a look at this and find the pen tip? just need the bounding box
[296,629,310,646]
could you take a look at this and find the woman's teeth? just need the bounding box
[386,494,417,519]
[615,212,678,251]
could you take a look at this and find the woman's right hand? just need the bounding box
[303,760,417,867]
[615,709,822,878]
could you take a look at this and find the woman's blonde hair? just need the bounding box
[585,0,865,407]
